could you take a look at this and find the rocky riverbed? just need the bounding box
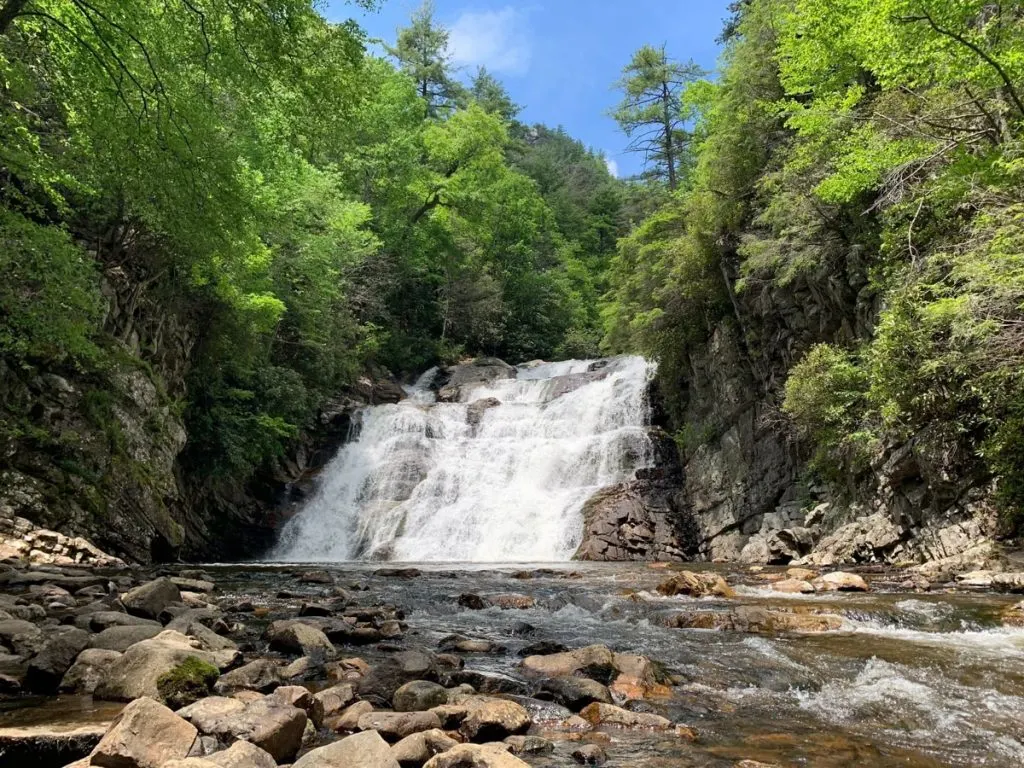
[1,560,1024,767]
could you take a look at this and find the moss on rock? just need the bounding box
[156,656,219,709]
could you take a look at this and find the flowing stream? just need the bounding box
[259,357,1024,766]
[273,356,656,562]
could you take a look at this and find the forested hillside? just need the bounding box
[0,0,624,559]
[603,0,1024,564]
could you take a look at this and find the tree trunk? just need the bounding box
[662,80,677,191]
[0,0,30,35]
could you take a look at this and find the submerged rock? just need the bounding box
[579,702,672,730]
[667,605,843,634]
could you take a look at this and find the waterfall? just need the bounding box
[272,356,657,562]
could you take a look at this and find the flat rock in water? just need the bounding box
[0,723,108,767]
[579,702,671,730]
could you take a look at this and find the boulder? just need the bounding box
[438,634,505,654]
[170,578,216,594]
[329,700,373,732]
[572,744,607,765]
[87,612,161,632]
[203,740,276,768]
[177,696,246,733]
[358,711,443,742]
[423,743,529,768]
[93,630,227,702]
[293,730,400,768]
[435,358,515,403]
[993,572,1024,593]
[609,653,673,700]
[203,696,308,763]
[60,648,122,694]
[89,697,198,767]
[391,728,459,767]
[265,621,336,661]
[393,680,449,712]
[504,735,554,755]
[815,572,870,592]
[214,658,282,694]
[667,606,844,634]
[25,627,90,693]
[270,685,325,728]
[772,579,815,594]
[433,696,530,741]
[121,578,182,620]
[358,650,438,706]
[0,619,43,656]
[489,594,535,610]
[656,571,734,598]
[166,618,237,653]
[314,682,356,718]
[538,677,612,711]
[89,625,163,652]
[579,702,671,730]
[521,645,616,683]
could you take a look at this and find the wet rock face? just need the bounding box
[574,466,698,562]
[434,358,516,403]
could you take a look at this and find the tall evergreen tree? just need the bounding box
[470,66,520,121]
[612,45,705,190]
[386,1,463,117]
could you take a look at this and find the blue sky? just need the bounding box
[323,1,732,178]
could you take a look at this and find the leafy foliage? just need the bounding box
[604,0,1024,524]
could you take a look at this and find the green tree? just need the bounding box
[612,44,706,190]
[470,66,520,121]
[386,0,463,117]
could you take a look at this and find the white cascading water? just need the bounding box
[272,356,657,562]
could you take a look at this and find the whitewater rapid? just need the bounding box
[272,356,657,562]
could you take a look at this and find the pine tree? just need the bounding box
[612,45,705,190]
[386,1,464,117]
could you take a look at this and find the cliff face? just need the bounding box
[0,256,402,565]
[673,273,1002,573]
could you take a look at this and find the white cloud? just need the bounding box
[605,157,619,178]
[449,7,531,75]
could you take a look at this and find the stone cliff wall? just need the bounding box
[672,273,1002,570]
[0,248,403,565]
